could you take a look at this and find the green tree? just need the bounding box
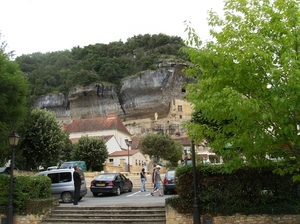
[20,108,66,170]
[73,136,108,171]
[59,131,74,164]
[183,0,300,179]
[139,133,183,166]
[0,33,29,164]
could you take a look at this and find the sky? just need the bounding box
[0,0,225,57]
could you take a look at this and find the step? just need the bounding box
[39,206,166,224]
[40,218,166,224]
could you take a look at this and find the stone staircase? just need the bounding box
[38,206,166,224]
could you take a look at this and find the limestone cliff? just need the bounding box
[34,64,195,125]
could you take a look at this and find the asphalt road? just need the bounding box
[58,178,176,207]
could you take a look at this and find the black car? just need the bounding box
[0,167,10,174]
[163,170,176,195]
[90,173,133,196]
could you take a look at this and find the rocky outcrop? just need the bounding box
[34,64,195,122]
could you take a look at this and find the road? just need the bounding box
[58,178,176,207]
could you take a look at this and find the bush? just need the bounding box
[166,163,300,216]
[0,175,52,215]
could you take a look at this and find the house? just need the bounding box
[65,113,131,149]
[64,113,149,172]
[70,135,122,154]
[107,149,147,174]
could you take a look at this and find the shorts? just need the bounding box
[155,181,161,189]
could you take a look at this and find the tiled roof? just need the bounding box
[109,149,139,157]
[174,136,191,146]
[70,135,114,144]
[66,114,131,135]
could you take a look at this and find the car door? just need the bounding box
[120,174,130,191]
[48,172,73,198]
[115,174,125,191]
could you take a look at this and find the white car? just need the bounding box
[47,166,58,171]
[35,169,87,203]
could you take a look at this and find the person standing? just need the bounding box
[140,168,147,192]
[151,165,164,196]
[151,168,157,192]
[73,165,82,205]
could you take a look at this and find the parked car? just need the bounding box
[179,160,192,166]
[0,167,10,174]
[0,166,18,175]
[47,166,58,171]
[163,170,176,195]
[59,161,87,171]
[35,168,87,203]
[90,173,133,196]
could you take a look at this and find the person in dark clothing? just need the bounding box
[152,168,157,192]
[73,165,82,205]
[140,168,147,192]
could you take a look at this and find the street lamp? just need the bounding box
[191,140,200,224]
[184,149,188,165]
[7,131,20,224]
[125,137,132,173]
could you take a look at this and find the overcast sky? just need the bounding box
[0,0,224,56]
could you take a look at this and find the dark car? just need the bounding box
[163,170,176,195]
[90,173,133,196]
[0,167,18,175]
[0,167,10,174]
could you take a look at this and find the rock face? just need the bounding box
[34,64,195,123]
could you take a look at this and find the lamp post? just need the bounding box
[125,137,132,173]
[191,140,200,224]
[7,131,20,224]
[184,149,188,165]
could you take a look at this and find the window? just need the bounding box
[179,115,182,119]
[178,105,182,112]
[60,172,72,182]
[109,159,113,162]
[47,173,59,184]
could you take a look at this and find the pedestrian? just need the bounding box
[151,168,157,192]
[73,165,82,205]
[140,168,147,192]
[151,165,164,197]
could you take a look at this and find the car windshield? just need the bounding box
[60,163,74,169]
[95,174,116,181]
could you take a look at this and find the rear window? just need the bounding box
[166,170,175,178]
[95,174,116,180]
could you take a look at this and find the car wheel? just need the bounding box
[164,188,167,195]
[128,184,133,192]
[93,193,98,197]
[115,187,121,196]
[61,192,73,203]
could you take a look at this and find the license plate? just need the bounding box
[97,183,105,187]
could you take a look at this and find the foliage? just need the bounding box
[167,163,300,215]
[139,133,183,166]
[20,109,67,170]
[0,175,52,215]
[73,135,108,171]
[15,34,187,97]
[183,0,300,177]
[0,33,29,165]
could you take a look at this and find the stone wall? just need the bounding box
[1,213,47,224]
[165,205,300,224]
